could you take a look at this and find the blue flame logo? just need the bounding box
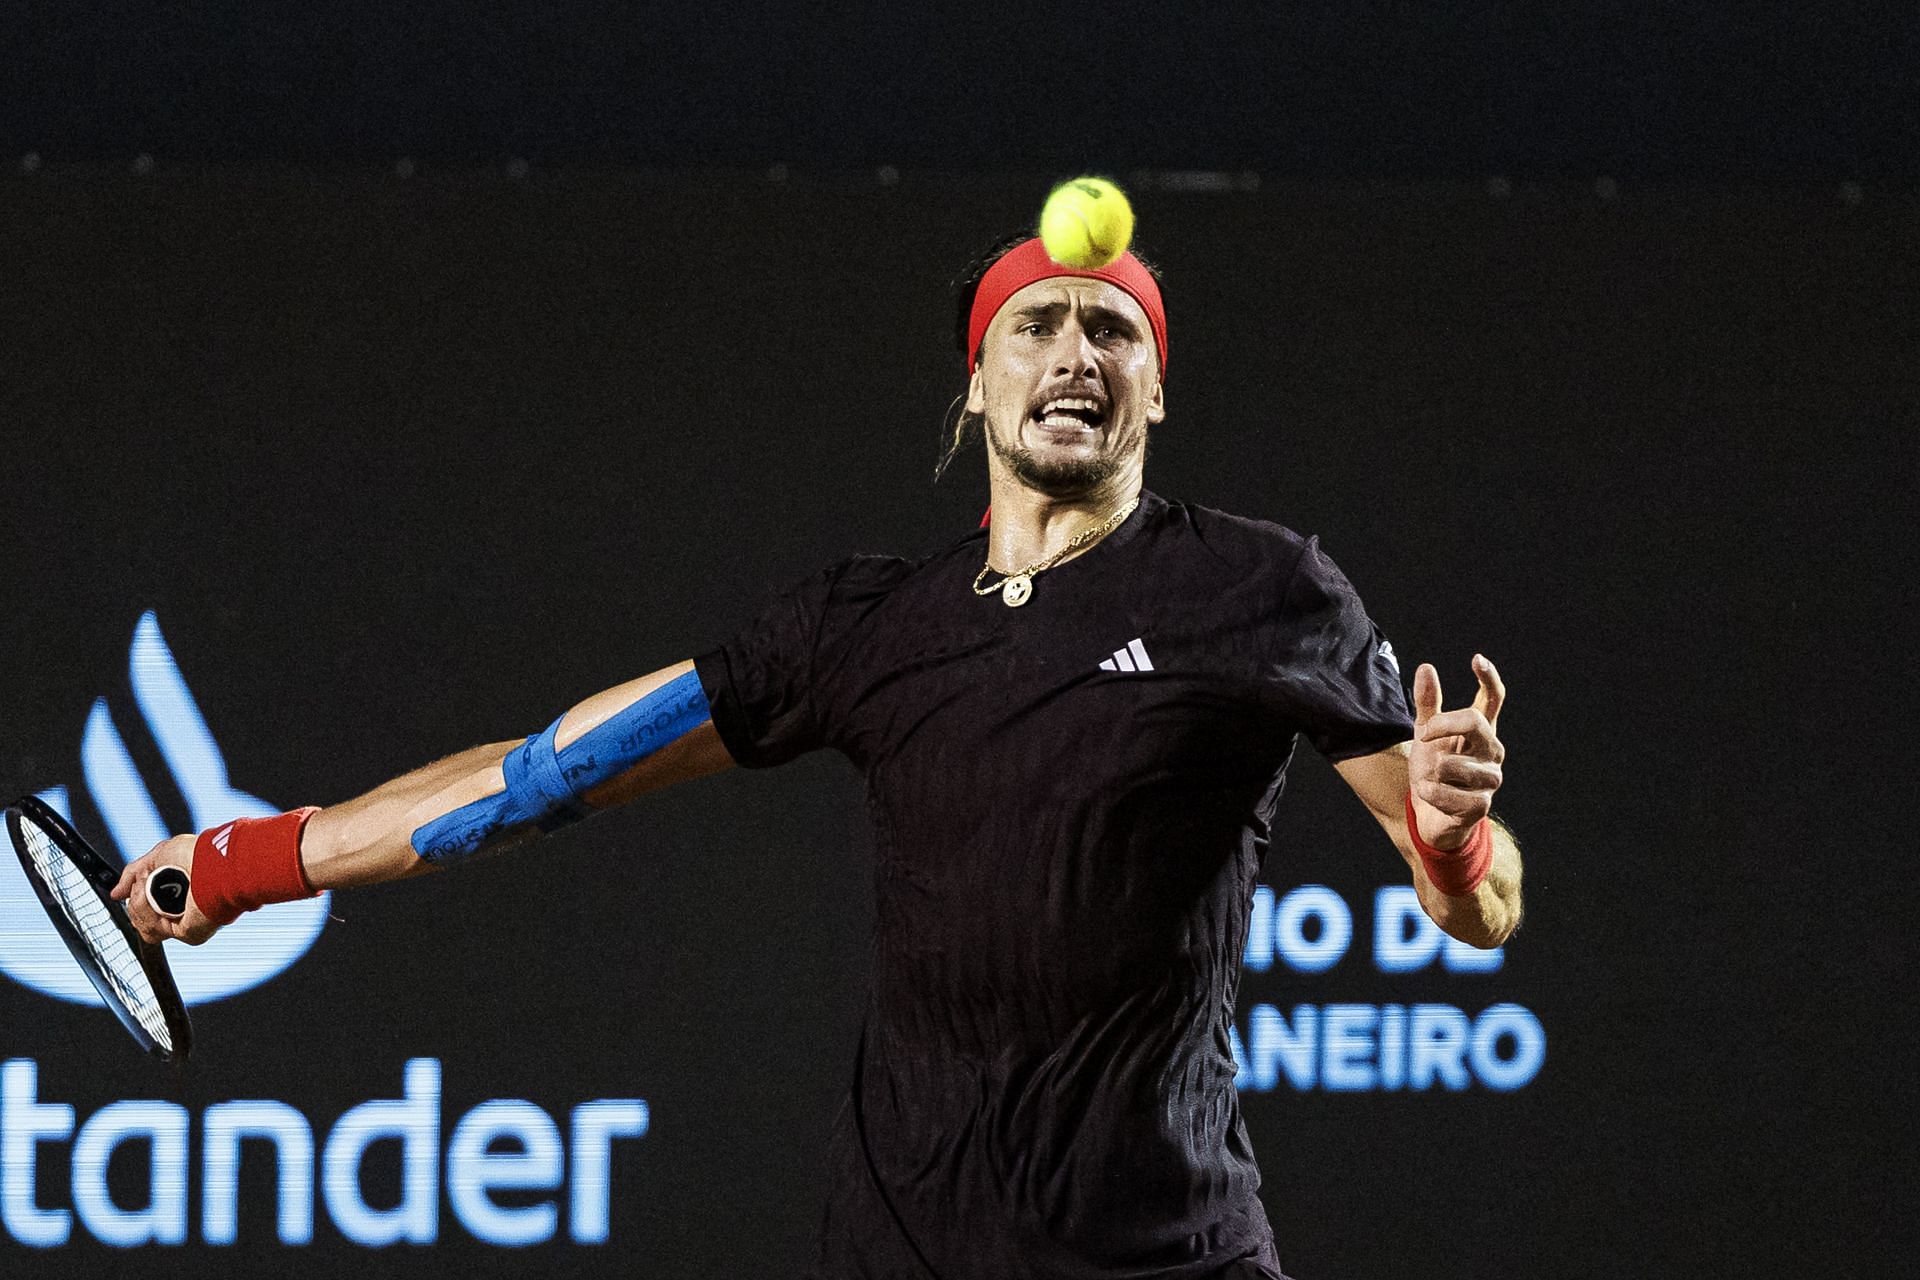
[1,613,329,1005]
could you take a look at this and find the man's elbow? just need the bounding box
[1440,904,1520,951]
[1422,878,1522,950]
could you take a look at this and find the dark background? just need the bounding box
[5,2,1919,180]
[2,6,1916,1279]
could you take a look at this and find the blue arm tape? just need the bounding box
[411,669,711,865]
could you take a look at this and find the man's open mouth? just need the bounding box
[1030,397,1108,430]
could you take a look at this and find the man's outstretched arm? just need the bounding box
[1334,654,1523,949]
[112,659,734,943]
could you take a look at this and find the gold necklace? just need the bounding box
[972,496,1140,608]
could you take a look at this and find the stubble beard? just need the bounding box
[984,412,1144,499]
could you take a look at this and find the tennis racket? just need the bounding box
[4,794,194,1062]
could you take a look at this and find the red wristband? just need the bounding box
[1405,791,1493,897]
[190,808,321,925]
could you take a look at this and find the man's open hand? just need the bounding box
[1408,654,1507,851]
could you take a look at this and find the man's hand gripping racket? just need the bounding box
[114,806,319,948]
[112,832,218,944]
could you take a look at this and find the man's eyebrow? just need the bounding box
[1008,301,1139,332]
[1083,305,1140,332]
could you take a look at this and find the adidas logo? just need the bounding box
[211,824,234,856]
[1098,637,1154,673]
[1378,638,1400,676]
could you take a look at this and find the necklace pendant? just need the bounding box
[1001,573,1034,607]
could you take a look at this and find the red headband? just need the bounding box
[966,237,1167,377]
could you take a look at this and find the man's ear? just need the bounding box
[1146,379,1166,425]
[965,365,986,415]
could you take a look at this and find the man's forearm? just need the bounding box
[1414,817,1523,949]
[295,661,733,893]
[301,741,520,890]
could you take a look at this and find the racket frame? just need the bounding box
[5,794,194,1062]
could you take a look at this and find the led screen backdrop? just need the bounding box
[0,172,1909,1279]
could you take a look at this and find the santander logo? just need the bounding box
[0,612,329,1006]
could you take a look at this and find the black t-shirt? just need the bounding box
[695,491,1413,1280]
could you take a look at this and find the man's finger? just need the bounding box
[125,876,161,943]
[1433,755,1503,792]
[1419,708,1503,760]
[1418,707,1490,741]
[1412,663,1442,729]
[1471,654,1505,726]
[1414,778,1494,822]
[111,856,146,901]
[132,894,188,945]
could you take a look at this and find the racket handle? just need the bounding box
[148,866,192,920]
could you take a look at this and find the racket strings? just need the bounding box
[17,819,175,1052]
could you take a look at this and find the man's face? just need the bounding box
[966,276,1165,498]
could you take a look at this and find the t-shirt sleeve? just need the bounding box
[694,563,845,769]
[1264,536,1415,761]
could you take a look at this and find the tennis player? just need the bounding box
[115,234,1522,1279]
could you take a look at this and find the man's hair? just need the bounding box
[935,232,1164,482]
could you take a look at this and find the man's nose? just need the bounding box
[1051,324,1099,378]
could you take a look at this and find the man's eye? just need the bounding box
[1019,322,1049,336]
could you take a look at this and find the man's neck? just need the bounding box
[983,466,1144,573]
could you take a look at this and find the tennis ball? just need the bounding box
[1039,177,1134,269]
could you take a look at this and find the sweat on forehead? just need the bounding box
[966,237,1168,376]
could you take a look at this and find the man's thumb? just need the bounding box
[1413,662,1442,727]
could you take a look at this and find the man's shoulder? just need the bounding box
[1148,494,1316,573]
[816,531,982,599]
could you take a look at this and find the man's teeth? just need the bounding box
[1036,397,1104,428]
